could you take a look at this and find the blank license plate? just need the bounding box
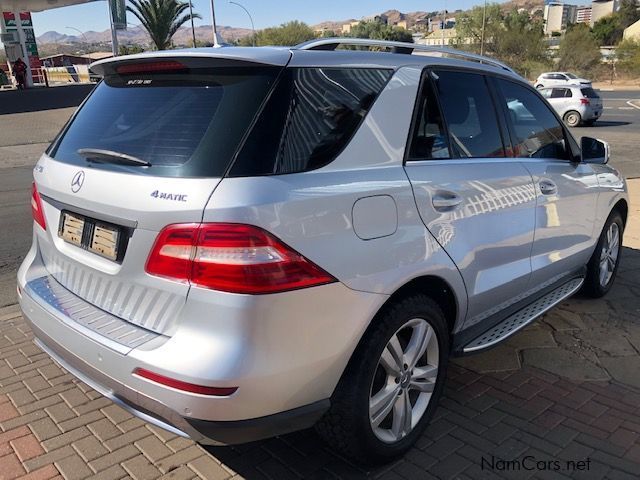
[59,212,121,261]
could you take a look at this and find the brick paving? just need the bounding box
[2,297,640,479]
[1,188,639,479]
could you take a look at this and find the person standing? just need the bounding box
[12,58,27,90]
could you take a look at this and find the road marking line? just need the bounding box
[619,107,635,110]
[626,100,640,110]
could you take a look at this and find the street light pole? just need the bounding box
[229,1,255,46]
[65,26,89,44]
[480,0,487,56]
[210,0,220,46]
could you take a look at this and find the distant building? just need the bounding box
[418,28,468,46]
[623,18,640,41]
[575,6,592,24]
[428,16,456,32]
[590,0,620,26]
[341,21,360,34]
[544,3,577,34]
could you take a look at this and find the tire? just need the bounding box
[583,211,624,298]
[315,295,449,465]
[535,84,544,89]
[563,110,582,127]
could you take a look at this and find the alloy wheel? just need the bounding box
[599,222,620,287]
[369,318,439,443]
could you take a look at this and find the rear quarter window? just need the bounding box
[229,67,393,176]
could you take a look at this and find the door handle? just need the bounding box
[539,179,558,195]
[432,193,463,210]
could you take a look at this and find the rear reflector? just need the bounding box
[116,61,187,75]
[133,368,237,396]
[31,182,46,230]
[145,223,336,294]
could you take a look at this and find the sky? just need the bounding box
[31,0,490,36]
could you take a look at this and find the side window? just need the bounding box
[564,89,573,98]
[432,70,505,158]
[497,79,569,160]
[550,89,565,98]
[230,68,393,176]
[540,88,552,99]
[407,75,450,160]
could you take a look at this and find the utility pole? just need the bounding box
[480,0,487,56]
[108,0,119,56]
[188,0,197,47]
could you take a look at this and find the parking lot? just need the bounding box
[1,86,640,479]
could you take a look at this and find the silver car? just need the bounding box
[17,39,628,464]
[534,72,592,89]
[540,85,603,127]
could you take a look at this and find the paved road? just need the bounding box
[0,88,638,307]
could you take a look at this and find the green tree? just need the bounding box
[126,0,200,50]
[348,20,414,42]
[249,21,315,46]
[558,24,601,74]
[493,10,547,71]
[592,14,624,45]
[119,44,145,55]
[454,3,503,51]
[616,39,640,75]
[619,0,640,28]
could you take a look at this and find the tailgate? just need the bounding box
[31,54,285,335]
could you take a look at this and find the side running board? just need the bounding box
[463,277,584,353]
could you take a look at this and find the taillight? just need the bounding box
[133,368,237,396]
[31,183,46,230]
[146,223,336,294]
[580,98,590,105]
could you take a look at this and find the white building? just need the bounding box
[544,3,577,35]
[575,6,592,24]
[590,0,620,26]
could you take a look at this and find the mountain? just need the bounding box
[36,24,252,47]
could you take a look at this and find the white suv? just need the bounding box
[18,39,628,464]
[535,72,592,89]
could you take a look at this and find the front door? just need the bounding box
[493,78,598,286]
[403,69,537,329]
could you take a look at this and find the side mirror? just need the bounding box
[581,137,610,164]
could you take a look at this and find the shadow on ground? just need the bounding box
[587,121,632,128]
[205,247,640,479]
[0,85,94,115]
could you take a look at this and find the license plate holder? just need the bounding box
[58,211,124,262]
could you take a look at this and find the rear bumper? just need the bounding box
[17,237,384,443]
[29,322,328,444]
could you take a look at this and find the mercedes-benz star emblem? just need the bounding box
[71,171,85,193]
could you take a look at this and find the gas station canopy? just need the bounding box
[0,0,99,13]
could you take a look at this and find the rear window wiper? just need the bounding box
[77,148,151,167]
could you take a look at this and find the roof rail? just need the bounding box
[294,37,517,75]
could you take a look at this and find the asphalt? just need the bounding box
[0,87,638,308]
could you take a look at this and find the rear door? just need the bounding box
[403,69,536,328]
[33,57,285,334]
[493,77,598,286]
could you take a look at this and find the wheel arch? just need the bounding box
[613,198,628,227]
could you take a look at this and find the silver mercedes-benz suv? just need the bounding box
[18,38,628,464]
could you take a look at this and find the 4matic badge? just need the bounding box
[150,190,188,202]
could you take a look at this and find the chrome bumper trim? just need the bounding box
[26,275,161,354]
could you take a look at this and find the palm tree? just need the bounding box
[127,0,201,50]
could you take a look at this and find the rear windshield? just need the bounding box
[581,88,599,98]
[49,67,280,177]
